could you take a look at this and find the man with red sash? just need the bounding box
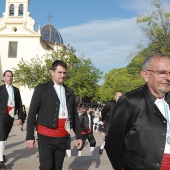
[26,60,82,170]
[105,54,170,170]
[78,106,96,156]
[0,70,23,168]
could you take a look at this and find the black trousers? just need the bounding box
[37,134,68,170]
[0,114,14,141]
[66,134,71,150]
[79,132,96,151]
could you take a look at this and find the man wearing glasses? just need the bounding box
[105,54,170,170]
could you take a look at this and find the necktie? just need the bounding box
[59,85,65,116]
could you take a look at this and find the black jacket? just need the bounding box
[105,85,169,170]
[0,84,22,119]
[101,100,116,135]
[26,81,82,140]
[79,113,94,133]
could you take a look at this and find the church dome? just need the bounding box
[40,23,64,45]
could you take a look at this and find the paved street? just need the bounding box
[3,119,113,170]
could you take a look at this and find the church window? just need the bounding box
[19,4,24,16]
[9,4,14,16]
[8,42,18,58]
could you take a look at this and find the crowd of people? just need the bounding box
[0,54,170,170]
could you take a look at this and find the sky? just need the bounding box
[0,0,170,83]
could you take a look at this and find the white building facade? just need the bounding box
[0,0,65,107]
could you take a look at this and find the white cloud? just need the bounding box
[60,17,145,75]
[59,0,170,80]
[122,0,170,14]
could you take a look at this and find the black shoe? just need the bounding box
[3,155,6,162]
[0,161,5,168]
[99,149,103,155]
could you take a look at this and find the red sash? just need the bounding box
[38,118,68,137]
[82,127,91,134]
[161,154,170,170]
[6,106,13,114]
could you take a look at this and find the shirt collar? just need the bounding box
[5,83,12,88]
[53,81,62,87]
[54,82,62,89]
[155,97,165,104]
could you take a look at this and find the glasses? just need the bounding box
[146,70,170,78]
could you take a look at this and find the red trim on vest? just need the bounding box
[82,127,91,134]
[37,118,68,137]
[6,106,12,114]
[161,154,170,170]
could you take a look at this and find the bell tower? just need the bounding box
[5,0,30,18]
[0,0,35,31]
[6,0,28,17]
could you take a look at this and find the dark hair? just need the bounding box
[3,70,13,77]
[51,60,67,71]
[86,105,93,110]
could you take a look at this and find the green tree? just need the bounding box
[100,0,170,102]
[65,57,102,101]
[100,68,136,101]
[13,45,102,101]
[100,51,147,102]
[136,0,170,55]
[13,52,57,88]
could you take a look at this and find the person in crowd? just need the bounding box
[0,70,23,168]
[98,117,105,135]
[105,54,170,170]
[99,91,122,155]
[78,106,96,156]
[77,106,83,116]
[26,60,82,170]
[93,112,100,132]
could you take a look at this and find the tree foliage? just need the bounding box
[136,0,170,55]
[13,45,102,101]
[12,53,55,88]
[99,66,144,101]
[65,57,102,100]
[100,0,170,102]
[13,0,170,103]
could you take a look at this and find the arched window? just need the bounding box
[9,4,14,16]
[19,4,24,16]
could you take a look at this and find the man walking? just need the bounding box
[0,70,23,168]
[78,106,96,156]
[26,60,82,170]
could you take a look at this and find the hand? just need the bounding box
[76,139,83,150]
[26,140,35,150]
[17,119,22,126]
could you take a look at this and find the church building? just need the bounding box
[0,0,66,107]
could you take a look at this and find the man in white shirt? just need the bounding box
[78,106,96,156]
[26,60,82,170]
[105,54,170,170]
[0,70,23,168]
